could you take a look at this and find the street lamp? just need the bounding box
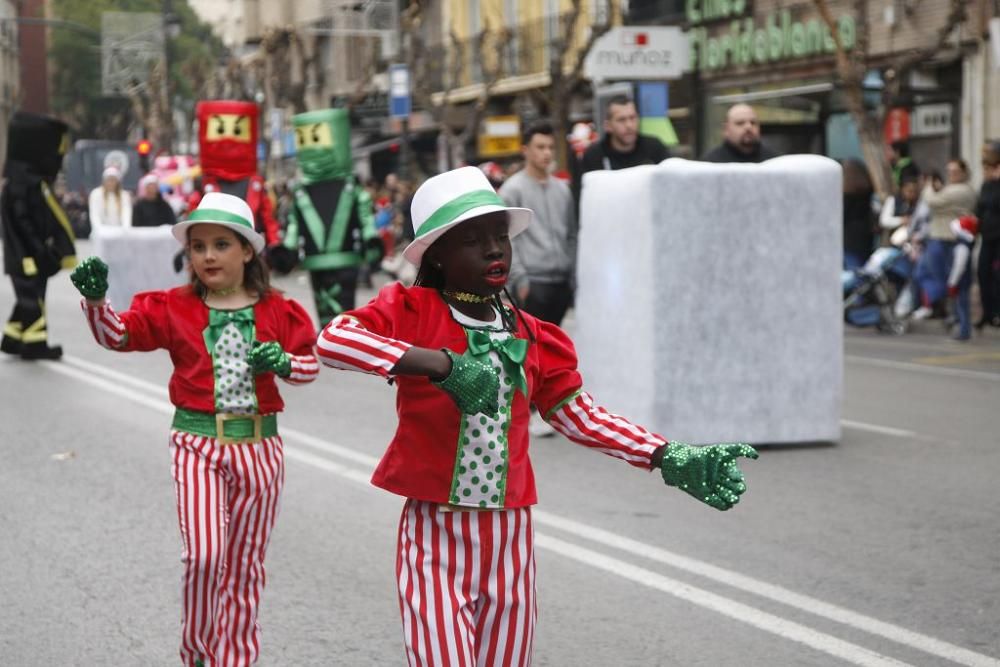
[161,0,182,153]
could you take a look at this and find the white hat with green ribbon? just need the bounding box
[173,192,265,253]
[403,166,532,266]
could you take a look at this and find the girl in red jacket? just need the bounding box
[316,166,757,666]
[71,192,319,667]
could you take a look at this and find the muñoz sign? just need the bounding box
[584,27,690,80]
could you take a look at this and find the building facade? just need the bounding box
[0,0,19,171]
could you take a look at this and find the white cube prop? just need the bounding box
[575,156,843,444]
[91,226,188,311]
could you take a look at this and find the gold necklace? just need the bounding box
[442,289,493,304]
[209,285,242,298]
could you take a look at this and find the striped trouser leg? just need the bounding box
[396,500,536,667]
[170,431,284,667]
[213,435,285,667]
[172,432,228,667]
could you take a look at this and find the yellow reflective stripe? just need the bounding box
[3,322,23,340]
[22,315,47,342]
[61,255,78,269]
[41,181,75,243]
[22,257,38,276]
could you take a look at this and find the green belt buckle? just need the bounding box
[216,413,261,444]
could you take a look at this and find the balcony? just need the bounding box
[415,13,585,98]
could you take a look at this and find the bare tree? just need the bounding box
[531,0,616,169]
[403,1,512,171]
[259,26,326,115]
[814,0,971,197]
[125,59,172,153]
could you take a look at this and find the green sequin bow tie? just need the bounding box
[204,307,255,353]
[465,329,528,396]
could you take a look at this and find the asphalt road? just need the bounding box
[1,241,998,666]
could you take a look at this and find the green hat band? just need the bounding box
[417,190,506,238]
[187,208,252,229]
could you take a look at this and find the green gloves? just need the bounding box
[434,348,500,416]
[660,442,758,511]
[248,340,292,377]
[70,256,109,300]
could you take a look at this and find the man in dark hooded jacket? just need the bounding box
[1,112,76,359]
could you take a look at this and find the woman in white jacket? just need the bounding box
[88,166,132,228]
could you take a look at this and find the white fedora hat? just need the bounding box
[173,192,265,253]
[402,166,531,266]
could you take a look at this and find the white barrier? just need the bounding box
[575,156,843,444]
[91,226,187,311]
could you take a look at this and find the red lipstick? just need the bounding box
[484,261,508,287]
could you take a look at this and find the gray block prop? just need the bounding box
[575,156,843,444]
[91,226,187,311]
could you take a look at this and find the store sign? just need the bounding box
[689,10,855,71]
[910,104,951,137]
[477,116,521,158]
[883,108,910,143]
[687,0,751,25]
[584,27,690,80]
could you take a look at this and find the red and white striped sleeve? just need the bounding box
[546,391,665,470]
[282,353,319,385]
[316,314,411,377]
[80,299,127,350]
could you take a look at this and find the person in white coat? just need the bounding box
[88,166,132,228]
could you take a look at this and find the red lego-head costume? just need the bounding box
[197,100,258,181]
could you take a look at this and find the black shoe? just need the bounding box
[991,315,1000,328]
[0,336,21,355]
[20,344,63,360]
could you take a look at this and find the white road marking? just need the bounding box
[536,533,914,667]
[846,355,1000,382]
[532,511,1000,667]
[839,420,916,438]
[46,355,1000,667]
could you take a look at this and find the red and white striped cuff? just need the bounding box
[316,314,411,377]
[547,391,665,469]
[81,299,127,350]
[282,353,319,384]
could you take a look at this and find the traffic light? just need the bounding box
[137,139,152,171]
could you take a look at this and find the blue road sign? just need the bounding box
[389,64,411,119]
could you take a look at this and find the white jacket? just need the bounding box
[89,187,133,228]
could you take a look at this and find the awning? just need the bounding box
[711,82,834,104]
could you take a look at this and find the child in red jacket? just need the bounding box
[71,192,319,667]
[317,166,757,666]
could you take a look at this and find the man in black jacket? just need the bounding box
[701,103,778,163]
[1,112,76,360]
[572,95,669,210]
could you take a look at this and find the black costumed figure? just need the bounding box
[279,108,382,327]
[1,112,76,360]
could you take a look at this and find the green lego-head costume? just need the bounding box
[293,108,352,184]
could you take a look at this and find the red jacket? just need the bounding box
[118,286,316,413]
[317,284,666,507]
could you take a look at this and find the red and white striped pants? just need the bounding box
[170,430,285,667]
[397,500,537,667]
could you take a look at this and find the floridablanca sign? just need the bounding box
[686,0,856,71]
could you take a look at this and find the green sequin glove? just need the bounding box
[433,348,500,417]
[660,442,758,511]
[248,340,292,377]
[70,256,109,300]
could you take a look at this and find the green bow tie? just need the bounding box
[203,306,256,354]
[465,329,528,397]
